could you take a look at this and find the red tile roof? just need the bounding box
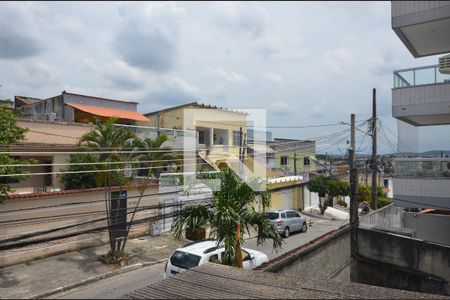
[67,102,149,122]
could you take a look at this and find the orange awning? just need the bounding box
[67,102,149,122]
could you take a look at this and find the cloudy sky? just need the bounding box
[1,1,449,154]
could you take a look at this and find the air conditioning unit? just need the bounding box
[438,54,450,74]
[46,112,57,121]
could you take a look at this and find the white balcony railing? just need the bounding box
[393,65,450,89]
[394,158,450,178]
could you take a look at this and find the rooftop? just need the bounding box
[67,102,149,122]
[123,263,444,299]
[144,101,248,116]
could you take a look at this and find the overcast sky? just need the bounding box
[1,1,449,154]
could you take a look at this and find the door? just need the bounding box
[280,189,294,210]
[287,211,300,232]
[241,249,254,269]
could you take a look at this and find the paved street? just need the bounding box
[53,217,344,299]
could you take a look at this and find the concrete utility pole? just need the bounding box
[156,112,161,138]
[349,114,359,257]
[239,127,243,175]
[294,144,297,176]
[371,88,378,210]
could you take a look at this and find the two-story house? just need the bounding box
[144,102,248,171]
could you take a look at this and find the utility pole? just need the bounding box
[349,113,359,258]
[325,152,328,176]
[156,112,161,138]
[371,88,378,210]
[239,127,243,175]
[294,143,297,176]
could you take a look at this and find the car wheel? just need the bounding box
[301,222,308,233]
[283,227,290,238]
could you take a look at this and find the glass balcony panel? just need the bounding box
[395,159,450,178]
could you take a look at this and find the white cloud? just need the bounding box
[113,2,185,72]
[206,67,249,85]
[271,101,291,116]
[263,73,284,86]
[212,2,269,40]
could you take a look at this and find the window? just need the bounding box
[287,211,297,218]
[263,212,279,220]
[208,254,220,264]
[281,156,288,166]
[233,131,241,146]
[383,179,389,188]
[198,131,205,144]
[281,212,287,218]
[304,157,310,166]
[241,250,251,261]
[170,251,202,269]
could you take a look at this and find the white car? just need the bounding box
[164,239,269,278]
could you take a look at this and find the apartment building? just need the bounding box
[391,1,450,211]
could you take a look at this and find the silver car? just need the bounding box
[263,210,308,238]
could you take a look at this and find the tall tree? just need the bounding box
[0,107,30,202]
[172,168,283,268]
[133,134,176,178]
[307,174,349,215]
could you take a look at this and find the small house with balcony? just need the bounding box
[144,102,248,171]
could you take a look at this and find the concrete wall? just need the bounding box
[354,227,450,295]
[404,212,450,245]
[259,227,351,282]
[18,119,92,145]
[359,203,405,228]
[1,185,160,239]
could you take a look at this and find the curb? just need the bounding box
[31,259,167,299]
[301,211,333,220]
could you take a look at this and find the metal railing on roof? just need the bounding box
[393,64,450,88]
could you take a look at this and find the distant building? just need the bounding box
[15,91,148,125]
[268,138,316,176]
[9,91,149,194]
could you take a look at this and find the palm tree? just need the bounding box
[79,117,137,162]
[172,168,283,268]
[133,134,177,178]
[78,117,137,262]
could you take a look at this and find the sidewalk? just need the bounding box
[0,233,184,299]
[0,226,259,299]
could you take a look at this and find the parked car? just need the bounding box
[164,240,269,278]
[263,209,308,238]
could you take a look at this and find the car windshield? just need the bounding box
[170,251,202,269]
[263,212,279,220]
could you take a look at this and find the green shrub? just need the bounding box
[377,197,392,208]
[337,199,348,208]
[59,153,99,190]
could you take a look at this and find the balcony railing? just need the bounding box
[394,158,450,178]
[393,65,450,88]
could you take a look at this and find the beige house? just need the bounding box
[145,102,248,170]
